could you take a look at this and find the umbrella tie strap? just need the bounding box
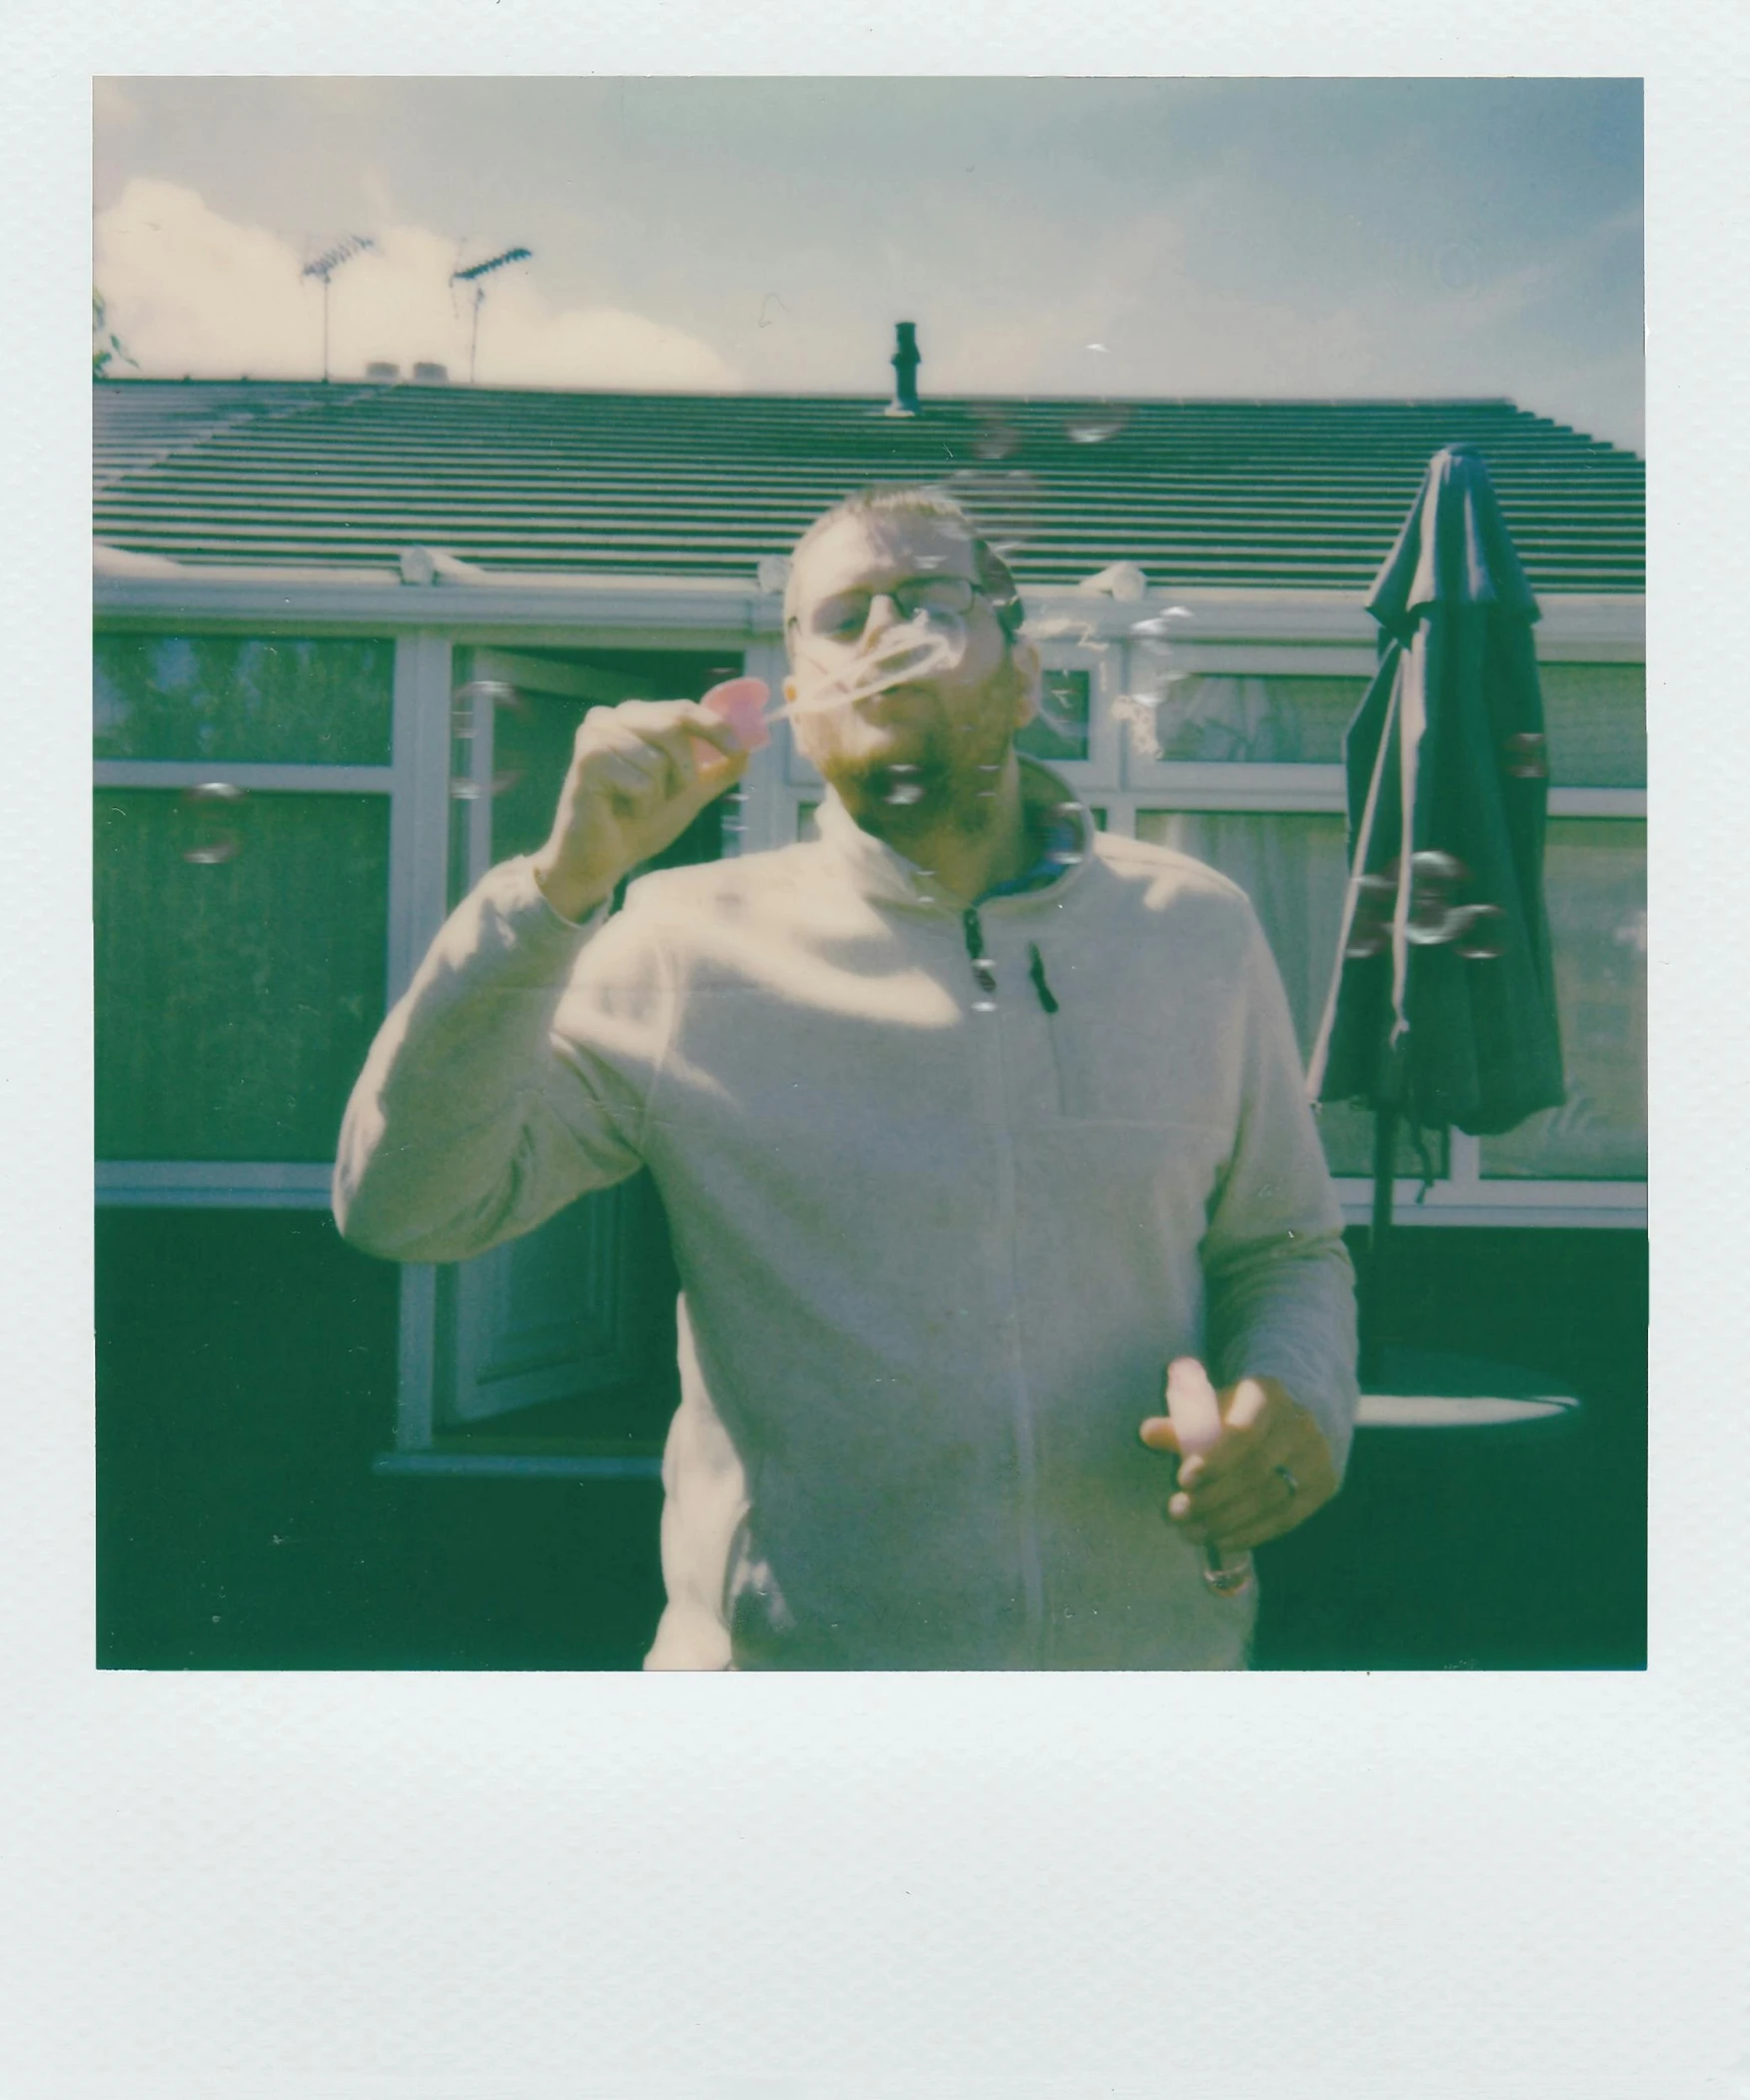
[1386,628,1430,1047]
[1307,649,1403,1102]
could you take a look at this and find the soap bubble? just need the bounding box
[1065,404,1129,445]
[1502,730,1549,779]
[755,554,791,594]
[971,412,1022,462]
[1404,851,1469,942]
[1342,871,1398,956]
[450,679,531,755]
[1130,607,1193,640]
[179,780,245,863]
[450,678,517,739]
[1453,903,1507,960]
[450,770,524,802]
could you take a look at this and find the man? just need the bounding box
[335,486,1358,1669]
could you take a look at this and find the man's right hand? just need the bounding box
[528,699,749,922]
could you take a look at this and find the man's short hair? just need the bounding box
[783,485,1025,647]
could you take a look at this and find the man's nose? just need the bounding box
[861,590,906,642]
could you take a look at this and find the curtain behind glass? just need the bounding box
[1135,810,1433,1179]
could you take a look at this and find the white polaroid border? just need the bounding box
[7,19,1743,2100]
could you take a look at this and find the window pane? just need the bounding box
[1538,664,1646,788]
[1135,809,1442,1181]
[1016,668,1091,762]
[1148,674,1365,765]
[1480,820,1646,1181]
[94,634,395,764]
[95,791,390,1161]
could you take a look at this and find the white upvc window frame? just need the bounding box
[93,612,412,1210]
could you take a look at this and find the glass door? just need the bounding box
[433,643,742,1451]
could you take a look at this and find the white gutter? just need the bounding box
[92,549,1644,656]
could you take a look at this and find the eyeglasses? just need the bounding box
[796,573,989,644]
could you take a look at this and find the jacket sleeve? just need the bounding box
[332,856,668,1265]
[1202,910,1361,1479]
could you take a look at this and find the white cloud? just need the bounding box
[93,179,741,391]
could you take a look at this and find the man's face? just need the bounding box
[783,511,1039,814]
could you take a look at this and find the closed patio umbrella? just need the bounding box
[1307,443,1565,1374]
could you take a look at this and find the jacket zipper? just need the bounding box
[964,907,1060,1017]
[958,900,1049,1656]
[962,906,998,1010]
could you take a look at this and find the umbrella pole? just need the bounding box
[1361,1104,1397,1387]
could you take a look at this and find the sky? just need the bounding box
[93,76,1645,451]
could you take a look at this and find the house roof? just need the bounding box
[93,379,1645,595]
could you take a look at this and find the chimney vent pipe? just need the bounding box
[890,321,921,416]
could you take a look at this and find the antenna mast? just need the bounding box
[449,247,532,385]
[302,236,375,382]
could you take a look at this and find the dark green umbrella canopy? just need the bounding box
[1309,444,1566,1139]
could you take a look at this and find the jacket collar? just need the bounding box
[813,757,1096,913]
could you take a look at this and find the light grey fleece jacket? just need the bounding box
[335,764,1358,1669]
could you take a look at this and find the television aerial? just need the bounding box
[450,246,532,385]
[301,235,376,383]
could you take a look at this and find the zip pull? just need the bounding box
[961,906,998,1011]
[1028,943,1060,1015]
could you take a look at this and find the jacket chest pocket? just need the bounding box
[1031,1006,1235,1132]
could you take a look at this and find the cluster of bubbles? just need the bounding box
[950,395,1138,554]
[1108,606,1196,762]
[1343,851,1506,961]
[968,401,1132,463]
[785,618,970,722]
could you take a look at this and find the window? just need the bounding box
[94,789,389,1161]
[95,633,394,764]
[1480,820,1646,1181]
[93,631,400,1201]
[1540,663,1646,788]
[1016,668,1093,762]
[1146,673,1364,765]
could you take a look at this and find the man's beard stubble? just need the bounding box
[822,669,1022,852]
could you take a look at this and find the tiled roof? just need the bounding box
[93,379,1645,594]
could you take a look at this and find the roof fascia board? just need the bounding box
[94,571,765,633]
[1021,585,1643,653]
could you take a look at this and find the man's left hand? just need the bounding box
[1139,1375,1338,1551]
